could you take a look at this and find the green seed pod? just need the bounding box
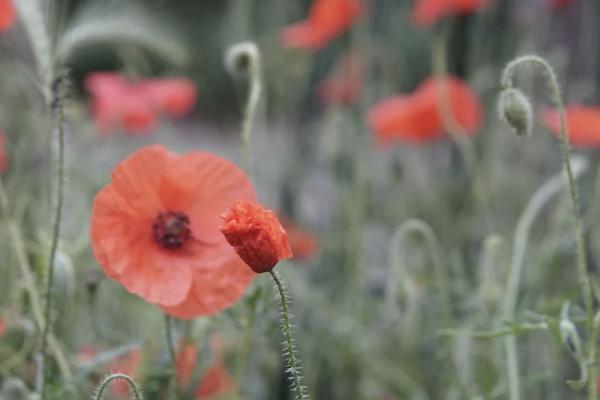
[498,87,533,137]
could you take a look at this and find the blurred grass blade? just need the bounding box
[56,1,189,67]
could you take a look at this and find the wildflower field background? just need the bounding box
[2,0,600,399]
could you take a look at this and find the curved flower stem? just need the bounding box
[40,74,67,400]
[165,314,178,399]
[501,164,586,400]
[501,55,596,400]
[269,269,308,400]
[386,219,451,324]
[94,373,144,400]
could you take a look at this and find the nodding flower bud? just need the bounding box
[224,41,259,77]
[498,87,533,137]
[559,303,584,362]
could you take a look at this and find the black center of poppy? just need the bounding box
[152,211,191,249]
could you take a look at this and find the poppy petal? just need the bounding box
[0,0,15,32]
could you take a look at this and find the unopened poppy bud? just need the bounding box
[560,303,584,361]
[498,88,533,137]
[224,42,259,77]
[220,200,293,273]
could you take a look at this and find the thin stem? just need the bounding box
[40,74,67,400]
[94,373,144,400]
[501,55,596,400]
[240,48,262,175]
[269,269,308,400]
[165,314,178,399]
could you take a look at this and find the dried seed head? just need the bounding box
[224,41,259,77]
[498,87,533,137]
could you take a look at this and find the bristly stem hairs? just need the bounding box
[499,54,597,400]
[269,269,309,400]
[225,41,263,176]
[94,373,144,400]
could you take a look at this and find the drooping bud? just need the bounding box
[224,42,259,78]
[498,87,533,137]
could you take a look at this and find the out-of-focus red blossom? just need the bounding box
[74,346,98,364]
[0,133,7,173]
[281,0,362,50]
[541,105,600,147]
[220,200,293,273]
[0,318,6,336]
[317,52,364,105]
[551,0,572,9]
[412,0,488,26]
[281,218,319,261]
[0,0,15,32]
[176,341,198,389]
[195,361,235,400]
[90,145,256,319]
[367,76,483,145]
[85,72,197,135]
[108,348,143,397]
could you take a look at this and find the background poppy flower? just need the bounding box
[108,347,143,397]
[281,218,319,261]
[220,200,293,273]
[551,0,572,9]
[0,0,15,32]
[0,318,6,337]
[367,76,483,145]
[412,0,488,26]
[85,72,198,135]
[176,341,198,389]
[541,105,600,147]
[195,361,234,400]
[280,0,362,50]
[90,145,257,318]
[0,132,7,173]
[317,52,364,105]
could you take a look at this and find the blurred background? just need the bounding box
[2,1,600,399]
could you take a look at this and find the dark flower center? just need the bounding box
[152,211,192,249]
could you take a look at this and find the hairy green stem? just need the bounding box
[40,75,67,400]
[269,269,308,400]
[94,373,144,400]
[165,314,178,399]
[501,55,596,400]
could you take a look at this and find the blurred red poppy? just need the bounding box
[0,0,15,32]
[176,341,198,389]
[541,105,600,147]
[90,145,257,319]
[551,0,572,9]
[195,361,235,399]
[317,52,364,105]
[367,76,483,145]
[0,318,6,336]
[282,218,319,261]
[281,0,362,50]
[412,0,488,26]
[220,200,293,273]
[0,133,7,173]
[108,348,143,397]
[85,72,197,135]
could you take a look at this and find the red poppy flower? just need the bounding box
[317,52,364,105]
[412,0,488,26]
[195,361,234,400]
[85,72,197,135]
[0,132,7,173]
[176,341,198,389]
[367,76,483,145]
[220,201,293,273]
[108,347,143,397]
[281,0,362,50]
[0,0,15,32]
[281,218,319,261]
[551,0,572,9]
[0,318,6,337]
[90,145,256,319]
[540,105,600,147]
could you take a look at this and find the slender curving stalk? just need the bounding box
[94,373,144,400]
[500,55,596,400]
[269,269,308,400]
[165,314,178,399]
[386,219,451,324]
[40,73,67,400]
[502,162,587,400]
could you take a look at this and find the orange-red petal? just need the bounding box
[0,0,16,32]
[195,361,234,399]
[141,78,197,118]
[541,105,600,147]
[176,342,198,389]
[411,0,488,26]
